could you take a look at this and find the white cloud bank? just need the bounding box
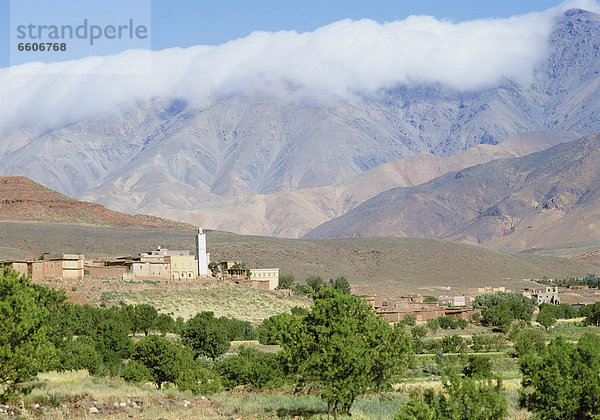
[1,0,599,135]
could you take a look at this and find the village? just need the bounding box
[2,226,590,326]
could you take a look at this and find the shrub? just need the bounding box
[441,335,466,354]
[57,337,102,375]
[122,360,150,383]
[457,319,468,329]
[471,334,507,352]
[0,267,56,401]
[277,274,295,289]
[215,347,287,389]
[463,355,493,378]
[426,318,439,333]
[411,326,428,340]
[513,329,546,358]
[402,314,417,327]
[438,316,458,330]
[396,371,507,420]
[182,312,230,360]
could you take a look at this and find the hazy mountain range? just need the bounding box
[1,9,600,246]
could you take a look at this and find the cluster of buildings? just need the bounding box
[362,283,565,325]
[361,294,480,323]
[1,227,280,291]
[2,253,85,280]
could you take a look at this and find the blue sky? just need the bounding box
[0,0,571,68]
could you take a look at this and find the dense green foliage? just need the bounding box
[182,312,231,360]
[279,288,412,416]
[216,347,288,389]
[520,334,600,419]
[473,292,536,332]
[277,274,295,289]
[583,301,600,326]
[397,370,507,420]
[470,334,507,352]
[0,267,57,401]
[536,306,557,330]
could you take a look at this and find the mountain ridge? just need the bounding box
[1,9,600,240]
[304,134,600,251]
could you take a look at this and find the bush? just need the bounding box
[438,316,458,330]
[215,347,287,389]
[57,337,102,375]
[122,360,150,383]
[182,312,230,360]
[402,314,416,327]
[441,335,466,354]
[426,318,439,333]
[0,267,56,401]
[513,329,546,358]
[471,334,507,352]
[463,355,493,378]
[411,326,428,340]
[457,319,468,329]
[278,274,295,289]
[396,371,507,420]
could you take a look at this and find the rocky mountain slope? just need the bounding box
[0,176,193,230]
[1,9,599,239]
[92,130,576,237]
[305,134,600,251]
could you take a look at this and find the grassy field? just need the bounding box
[14,369,527,420]
[115,285,311,323]
[2,221,600,299]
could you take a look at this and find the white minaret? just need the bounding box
[195,227,208,276]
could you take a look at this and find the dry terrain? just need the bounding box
[3,221,600,301]
[0,176,193,230]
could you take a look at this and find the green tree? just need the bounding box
[279,288,412,418]
[182,312,230,359]
[130,335,185,389]
[438,316,458,330]
[473,292,535,332]
[427,318,439,333]
[257,311,304,345]
[396,370,507,420]
[93,318,133,364]
[154,313,175,336]
[441,335,466,354]
[536,306,557,330]
[329,276,351,294]
[513,329,546,358]
[215,347,288,389]
[278,274,295,289]
[121,360,150,383]
[424,296,438,303]
[208,262,220,277]
[583,301,600,326]
[411,326,428,340]
[305,276,324,295]
[519,334,600,419]
[0,267,55,401]
[402,314,417,327]
[129,304,158,336]
[463,355,493,379]
[57,337,102,375]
